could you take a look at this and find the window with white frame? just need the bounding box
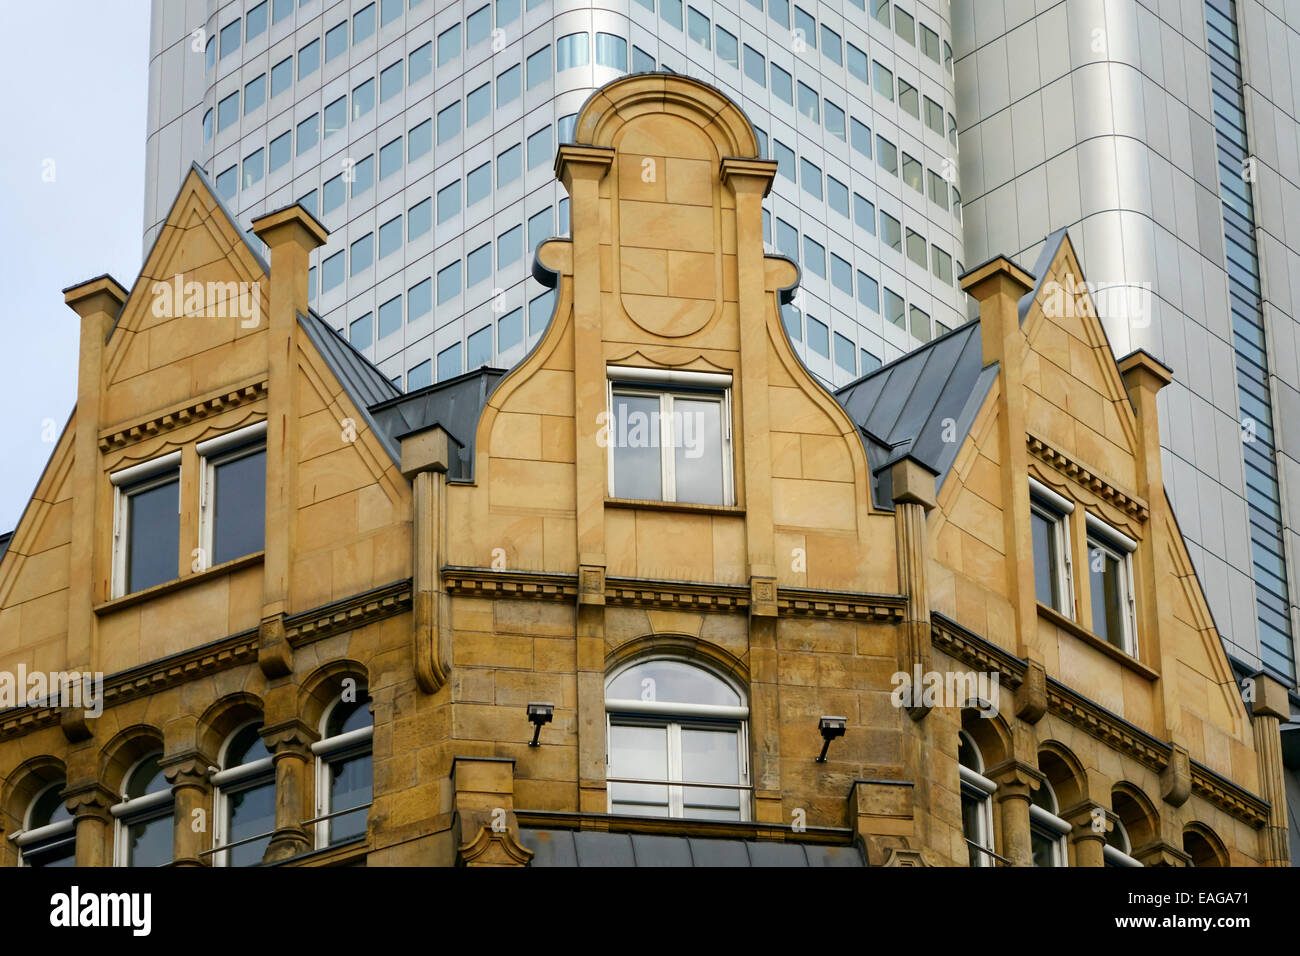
[1029,778,1070,867]
[13,781,75,867]
[605,659,750,820]
[1085,514,1137,655]
[604,366,734,506]
[112,753,173,867]
[312,692,373,848]
[111,452,181,597]
[958,730,996,867]
[1103,817,1142,867]
[198,422,267,569]
[211,722,275,867]
[1029,478,1074,617]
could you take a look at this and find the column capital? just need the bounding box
[719,157,778,197]
[160,751,214,789]
[555,144,614,187]
[62,781,116,821]
[985,759,1044,798]
[261,717,318,756]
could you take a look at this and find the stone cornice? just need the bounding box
[283,579,413,646]
[0,581,413,742]
[441,568,906,619]
[931,613,1268,829]
[97,378,268,452]
[1027,433,1149,521]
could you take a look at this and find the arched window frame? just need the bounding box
[111,751,174,867]
[311,692,374,849]
[12,781,75,867]
[1103,816,1142,867]
[958,729,996,867]
[210,719,275,867]
[604,656,751,821]
[1029,778,1071,867]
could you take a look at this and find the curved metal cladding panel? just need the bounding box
[952,0,1300,680]
[144,0,967,395]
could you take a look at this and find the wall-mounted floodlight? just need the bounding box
[527,702,554,747]
[816,716,847,762]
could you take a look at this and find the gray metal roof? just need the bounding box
[519,829,866,866]
[834,320,998,509]
[0,531,11,563]
[368,366,507,479]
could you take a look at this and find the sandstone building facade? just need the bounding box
[0,74,1289,867]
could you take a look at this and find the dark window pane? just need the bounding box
[212,448,266,565]
[127,476,179,592]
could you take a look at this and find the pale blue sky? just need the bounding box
[0,1,150,532]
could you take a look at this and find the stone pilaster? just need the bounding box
[891,458,937,720]
[1249,673,1292,866]
[1062,801,1107,867]
[849,778,920,865]
[402,425,455,693]
[451,756,532,866]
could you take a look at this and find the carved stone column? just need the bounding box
[161,753,212,867]
[986,759,1041,867]
[401,424,455,693]
[64,782,115,867]
[1062,801,1106,867]
[261,719,317,863]
[1249,673,1292,866]
[451,756,532,866]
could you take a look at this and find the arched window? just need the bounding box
[312,691,373,848]
[14,781,74,867]
[1103,816,1141,867]
[1183,826,1226,867]
[112,752,173,867]
[1029,778,1070,867]
[605,658,749,820]
[211,721,275,866]
[958,730,996,866]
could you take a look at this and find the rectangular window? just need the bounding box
[824,99,845,140]
[379,297,403,343]
[321,249,345,292]
[850,118,871,158]
[437,101,460,143]
[776,218,798,261]
[857,271,879,311]
[743,45,765,86]
[408,197,432,240]
[847,42,867,83]
[1087,516,1138,654]
[242,148,264,188]
[827,176,849,217]
[794,6,816,46]
[269,131,291,172]
[376,137,402,180]
[872,61,893,100]
[530,288,555,333]
[661,0,683,30]
[408,278,432,321]
[437,24,461,65]
[354,2,377,43]
[526,45,551,88]
[928,169,949,210]
[894,6,915,44]
[806,315,829,357]
[383,0,403,26]
[244,74,266,114]
[379,215,402,258]
[898,78,919,118]
[528,207,551,251]
[273,0,292,24]
[436,260,461,304]
[800,158,821,200]
[381,61,404,102]
[218,92,240,132]
[872,0,890,26]
[351,154,374,195]
[876,134,897,174]
[467,82,490,125]
[350,313,374,349]
[298,189,318,220]
[821,25,841,63]
[905,228,927,267]
[498,0,521,25]
[323,174,345,214]
[831,253,852,294]
[499,307,524,351]
[466,243,492,287]
[909,305,930,342]
[797,81,819,122]
[198,424,267,568]
[410,43,433,84]
[467,325,493,370]
[924,96,944,136]
[606,367,734,506]
[688,7,711,48]
[296,113,319,153]
[409,117,433,160]
[437,180,460,222]
[884,288,904,327]
[298,38,320,79]
[467,162,491,205]
[527,125,552,169]
[803,235,826,277]
[880,210,901,250]
[1030,480,1074,617]
[111,454,181,597]
[324,96,347,138]
[325,21,348,62]
[902,153,922,192]
[596,32,628,69]
[774,140,794,181]
[768,0,789,29]
[498,224,523,266]
[633,46,655,73]
[220,19,242,59]
[853,193,875,233]
[497,64,521,106]
[932,245,953,284]
[557,32,589,70]
[352,78,375,119]
[467,5,491,47]
[770,63,793,103]
[271,56,293,100]
[437,343,462,382]
[921,24,940,62]
[498,144,522,186]
[833,332,856,374]
[716,26,738,68]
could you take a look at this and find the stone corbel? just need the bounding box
[1014,657,1047,724]
[451,756,533,867]
[401,425,458,693]
[257,613,293,679]
[1160,742,1191,808]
